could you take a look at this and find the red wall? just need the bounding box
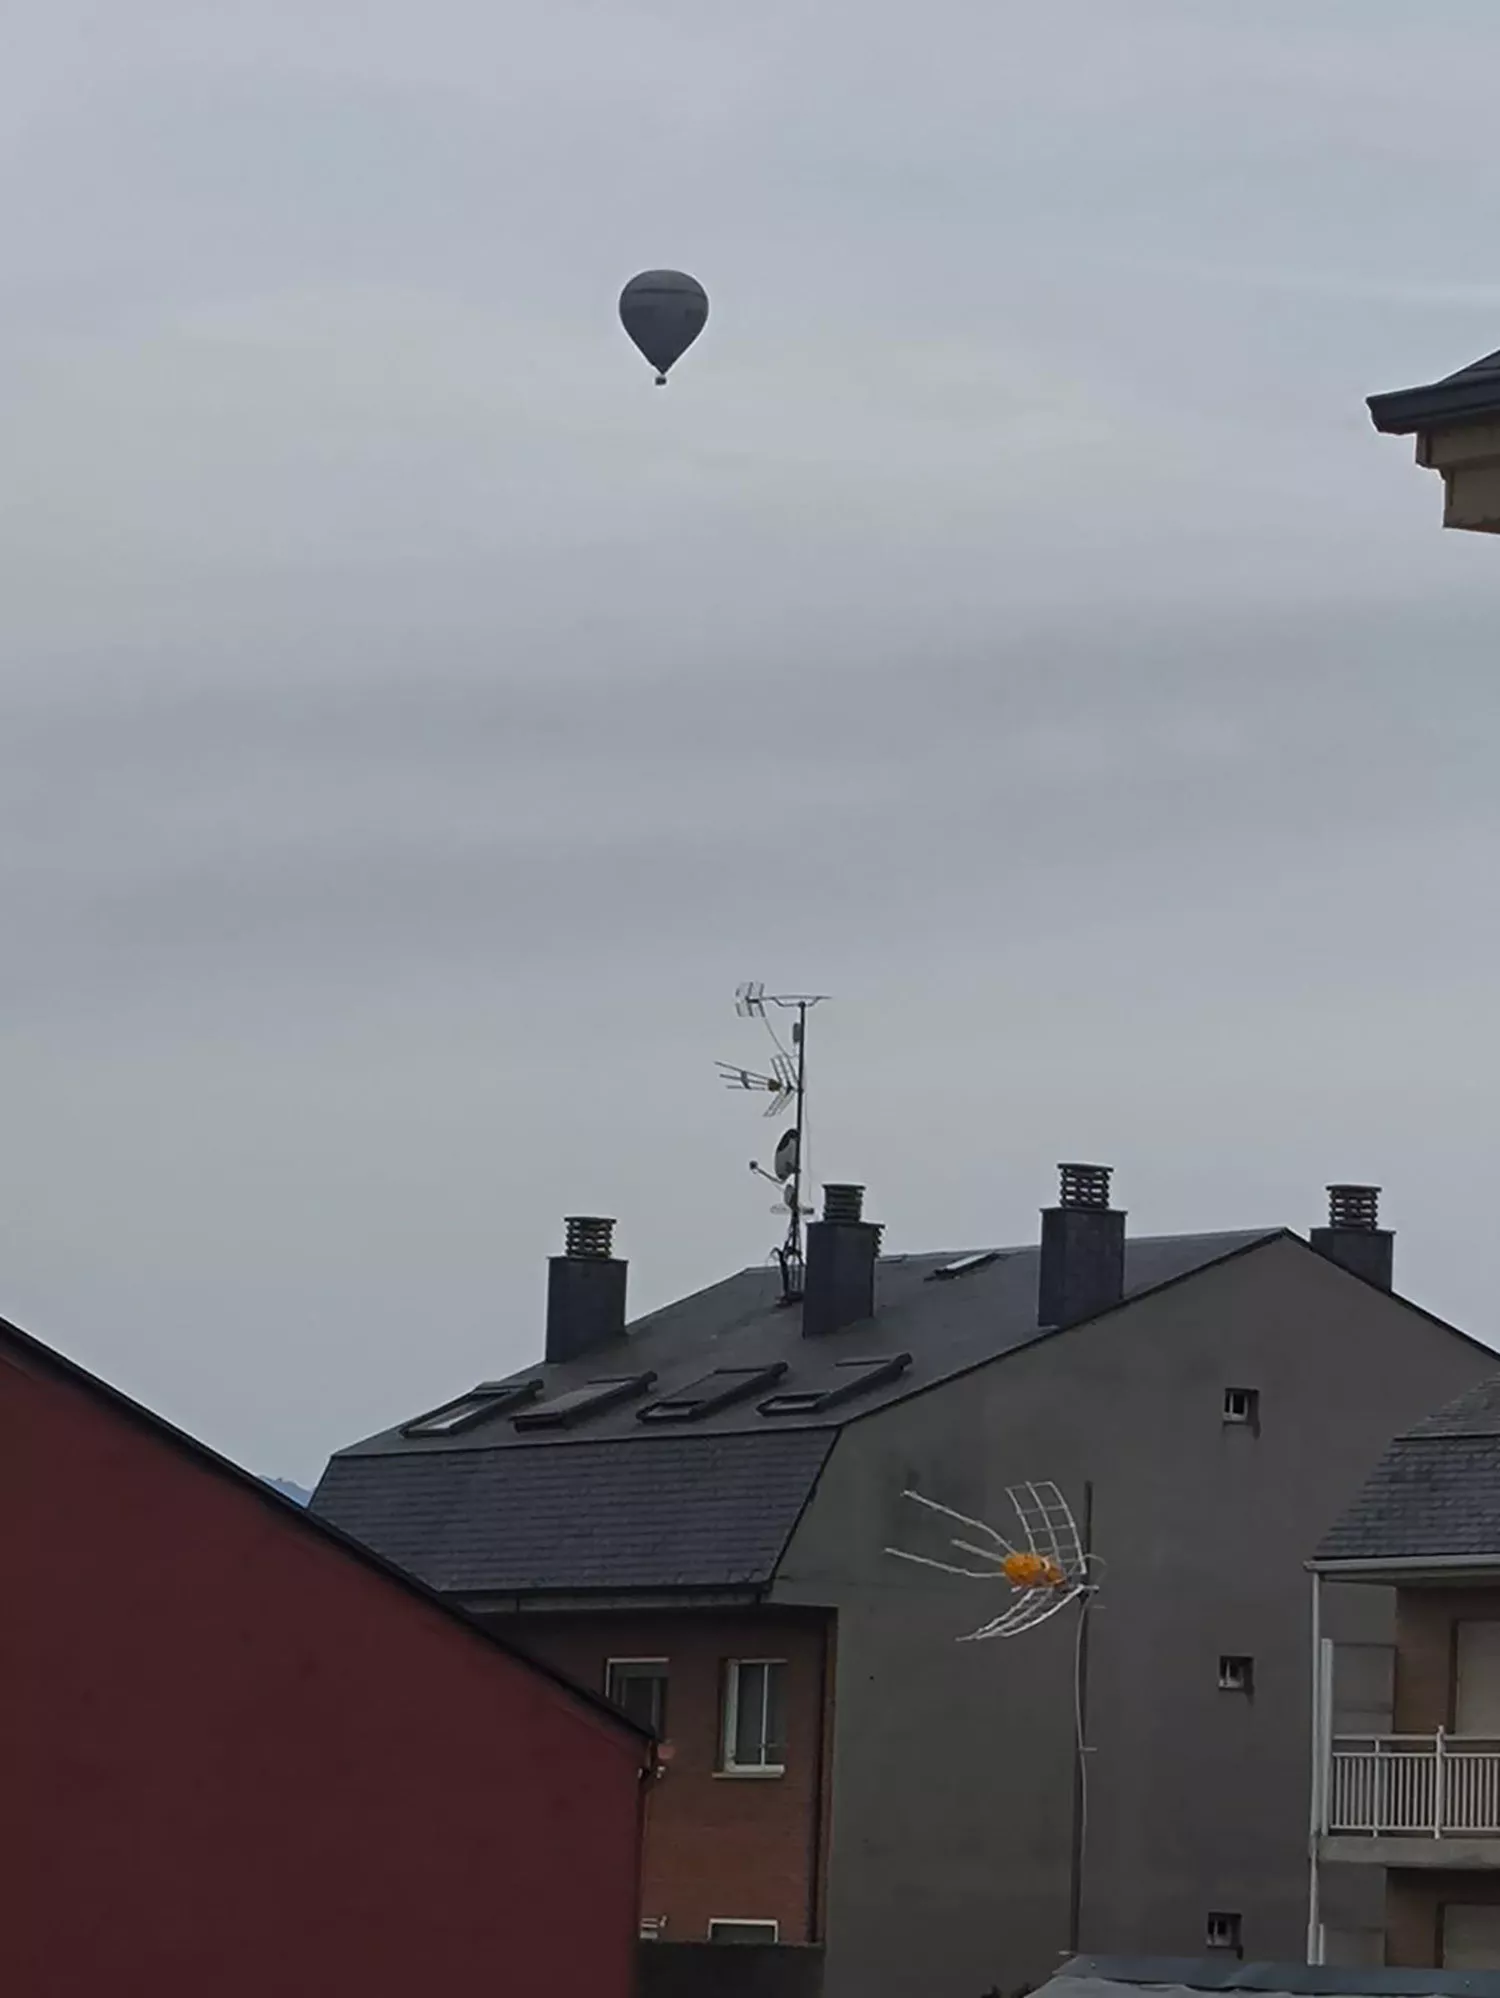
[502,1609,834,1945]
[1,1338,647,1998]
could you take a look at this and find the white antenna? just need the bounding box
[717,984,827,1302]
[885,1480,1093,1640]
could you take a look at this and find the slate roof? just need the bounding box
[1369,345,1500,435]
[1316,1373,1500,1566]
[1053,1959,1500,1998]
[311,1230,1277,1596]
[311,1432,833,1595]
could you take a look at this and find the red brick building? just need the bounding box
[2,1315,651,1998]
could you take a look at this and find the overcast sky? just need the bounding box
[6,1,1500,1484]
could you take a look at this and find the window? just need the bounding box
[606,1658,668,1735]
[1206,1911,1242,1953]
[1222,1387,1259,1427]
[721,1660,787,1774]
[638,1365,787,1424]
[401,1380,542,1437]
[511,1373,656,1431]
[758,1353,912,1417]
[639,1917,668,1942]
[708,1921,779,1944]
[1455,1623,1500,1735]
[1219,1655,1254,1694]
[928,1251,1001,1281]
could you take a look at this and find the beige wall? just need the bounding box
[1394,1587,1500,1733]
[1388,1870,1500,1968]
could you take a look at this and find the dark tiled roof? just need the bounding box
[1317,1373,1500,1564]
[335,1232,1277,1458]
[312,1230,1278,1597]
[312,1432,832,1594]
[1369,345,1500,435]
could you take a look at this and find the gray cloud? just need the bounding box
[3,0,1499,1480]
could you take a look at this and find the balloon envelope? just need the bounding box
[619,270,708,381]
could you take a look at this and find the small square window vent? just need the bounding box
[1222,1387,1259,1427]
[1206,1911,1242,1953]
[1219,1655,1254,1693]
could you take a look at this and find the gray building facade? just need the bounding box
[312,1170,1494,1998]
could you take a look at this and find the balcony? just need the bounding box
[1321,1734,1500,1868]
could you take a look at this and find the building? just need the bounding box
[1033,1954,1500,1998]
[1311,1374,1500,1971]
[1368,344,1500,532]
[312,1167,1495,1998]
[2,1314,651,1998]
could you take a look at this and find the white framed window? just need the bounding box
[605,1658,668,1736]
[721,1659,788,1774]
[1222,1387,1259,1427]
[708,1920,780,1944]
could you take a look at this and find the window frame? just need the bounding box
[1206,1910,1243,1953]
[604,1656,669,1737]
[1222,1386,1259,1428]
[708,1919,780,1944]
[1218,1654,1255,1694]
[720,1658,789,1777]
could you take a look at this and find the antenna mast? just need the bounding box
[716,982,828,1302]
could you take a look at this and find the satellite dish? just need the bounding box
[619,270,709,386]
[773,1127,799,1183]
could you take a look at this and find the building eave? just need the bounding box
[1309,1552,1500,1582]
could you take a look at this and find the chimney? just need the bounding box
[545,1216,628,1363]
[1310,1185,1394,1292]
[1038,1163,1126,1328]
[803,1184,879,1337]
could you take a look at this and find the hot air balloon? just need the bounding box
[619,270,709,386]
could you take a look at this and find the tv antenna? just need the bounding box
[716,983,827,1303]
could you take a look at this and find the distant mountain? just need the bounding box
[264,1477,311,1506]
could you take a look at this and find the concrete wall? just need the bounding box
[1394,1587,1500,1732]
[772,1235,1493,1998]
[498,1607,834,1945]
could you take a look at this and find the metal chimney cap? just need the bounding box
[563,1216,616,1260]
[1326,1185,1380,1233]
[821,1184,866,1224]
[1057,1163,1113,1212]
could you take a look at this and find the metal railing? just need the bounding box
[1327,1733,1500,1836]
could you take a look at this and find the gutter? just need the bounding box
[1308,1553,1500,1578]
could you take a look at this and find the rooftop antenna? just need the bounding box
[716,983,827,1303]
[885,1479,1103,1957]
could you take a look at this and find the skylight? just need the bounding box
[512,1373,657,1432]
[638,1365,788,1424]
[401,1380,542,1438]
[758,1353,912,1417]
[928,1251,1001,1282]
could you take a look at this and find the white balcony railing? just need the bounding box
[1326,1734,1500,1837]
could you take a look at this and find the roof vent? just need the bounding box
[564,1215,615,1259]
[1059,1163,1112,1212]
[1311,1184,1393,1292]
[545,1216,628,1363]
[803,1184,879,1338]
[1038,1162,1125,1328]
[1327,1185,1380,1232]
[822,1184,865,1224]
